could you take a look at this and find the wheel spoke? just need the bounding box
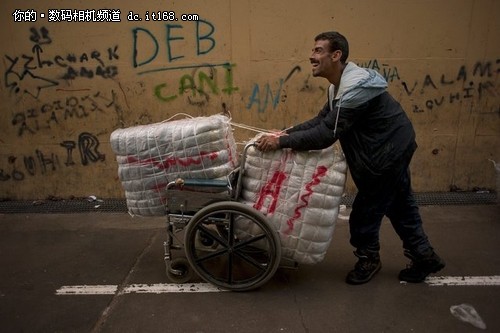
[194,246,229,263]
[228,212,235,247]
[227,252,234,284]
[233,233,267,250]
[234,249,268,271]
[226,212,236,283]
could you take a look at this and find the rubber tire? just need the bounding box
[166,257,194,284]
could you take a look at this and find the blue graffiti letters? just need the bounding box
[133,19,216,72]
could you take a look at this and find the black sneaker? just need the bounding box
[346,250,382,285]
[399,249,445,283]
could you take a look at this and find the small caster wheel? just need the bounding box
[166,257,193,284]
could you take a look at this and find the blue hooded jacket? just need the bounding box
[279,62,417,185]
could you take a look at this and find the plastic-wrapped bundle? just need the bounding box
[238,142,347,264]
[110,115,238,216]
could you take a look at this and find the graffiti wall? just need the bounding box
[1,0,499,199]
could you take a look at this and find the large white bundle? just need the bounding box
[110,115,238,216]
[239,142,347,264]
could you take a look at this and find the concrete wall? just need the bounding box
[1,0,499,200]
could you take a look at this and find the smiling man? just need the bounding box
[257,31,445,285]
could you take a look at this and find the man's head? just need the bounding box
[315,31,349,62]
[310,31,349,82]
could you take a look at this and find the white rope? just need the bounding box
[229,121,273,134]
[161,111,284,136]
[159,111,289,147]
[160,113,194,123]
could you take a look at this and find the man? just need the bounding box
[257,31,445,284]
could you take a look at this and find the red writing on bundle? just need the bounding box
[285,165,328,233]
[253,170,287,214]
[126,151,220,193]
[126,151,219,170]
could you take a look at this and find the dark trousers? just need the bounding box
[349,167,432,255]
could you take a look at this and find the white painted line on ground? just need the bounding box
[56,285,118,295]
[124,283,226,293]
[56,283,226,295]
[425,275,500,286]
[57,276,500,295]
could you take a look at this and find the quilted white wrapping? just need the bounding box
[110,115,238,216]
[239,143,347,264]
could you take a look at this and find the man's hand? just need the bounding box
[256,133,282,152]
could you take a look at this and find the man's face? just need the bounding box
[309,39,336,78]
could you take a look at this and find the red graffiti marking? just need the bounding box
[285,165,328,233]
[253,170,287,215]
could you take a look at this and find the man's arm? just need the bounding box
[256,102,329,152]
[257,101,368,152]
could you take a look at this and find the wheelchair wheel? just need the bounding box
[166,257,193,284]
[184,201,281,291]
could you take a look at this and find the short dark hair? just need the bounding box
[315,31,349,63]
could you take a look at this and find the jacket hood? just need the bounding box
[328,62,388,109]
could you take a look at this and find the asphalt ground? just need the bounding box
[0,204,499,332]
